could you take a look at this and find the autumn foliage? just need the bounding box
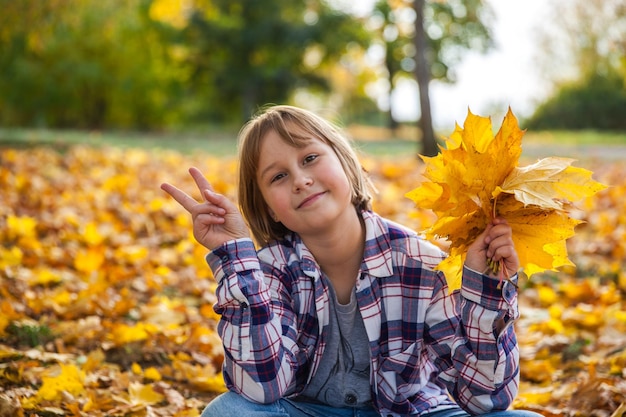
[406,109,607,290]
[1,129,625,415]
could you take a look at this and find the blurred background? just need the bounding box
[2,2,626,415]
[0,0,625,155]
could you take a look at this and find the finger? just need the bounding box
[161,182,200,212]
[203,187,232,210]
[486,232,515,259]
[492,217,509,226]
[189,167,215,199]
[472,222,493,250]
[484,223,512,244]
[192,194,226,217]
[488,243,515,262]
[195,212,226,225]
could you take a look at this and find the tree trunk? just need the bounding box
[412,0,438,157]
[385,43,399,135]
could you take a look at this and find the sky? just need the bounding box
[391,0,553,130]
[430,0,553,130]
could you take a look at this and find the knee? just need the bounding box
[505,411,546,417]
[200,391,282,417]
[200,392,241,417]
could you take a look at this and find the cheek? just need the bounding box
[330,168,353,199]
[262,188,289,213]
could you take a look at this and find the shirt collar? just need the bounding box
[291,235,321,280]
[289,210,395,280]
[360,211,395,278]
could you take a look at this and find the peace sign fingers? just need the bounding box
[160,167,250,250]
[160,167,212,211]
[160,181,200,213]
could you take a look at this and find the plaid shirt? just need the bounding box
[207,210,520,416]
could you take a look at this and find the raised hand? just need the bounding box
[465,217,519,280]
[161,167,250,250]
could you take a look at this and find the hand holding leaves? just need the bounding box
[406,108,607,291]
[161,167,250,250]
[465,217,519,282]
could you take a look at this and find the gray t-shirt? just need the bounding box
[299,282,372,407]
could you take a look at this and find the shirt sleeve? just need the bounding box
[206,238,302,404]
[428,266,520,414]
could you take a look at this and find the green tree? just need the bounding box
[176,0,371,123]
[530,0,626,130]
[371,0,493,156]
[527,72,626,131]
[0,0,180,129]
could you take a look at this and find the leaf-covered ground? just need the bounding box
[1,145,624,416]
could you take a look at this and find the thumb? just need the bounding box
[470,222,494,251]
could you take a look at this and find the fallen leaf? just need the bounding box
[1,136,624,416]
[128,382,164,406]
[35,363,85,402]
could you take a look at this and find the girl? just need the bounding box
[161,105,542,417]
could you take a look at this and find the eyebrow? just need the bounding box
[259,161,279,181]
[257,141,320,181]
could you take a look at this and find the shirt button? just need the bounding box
[345,393,357,405]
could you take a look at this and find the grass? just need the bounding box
[0,127,240,156]
[1,126,625,157]
[522,130,626,145]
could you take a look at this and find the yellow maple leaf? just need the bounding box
[132,362,143,375]
[82,349,105,373]
[74,247,106,273]
[0,246,23,268]
[83,221,105,246]
[144,366,162,381]
[108,322,157,346]
[493,157,608,210]
[6,215,38,239]
[35,363,86,402]
[406,108,607,291]
[29,268,63,286]
[112,382,165,407]
[128,381,164,405]
[171,358,226,393]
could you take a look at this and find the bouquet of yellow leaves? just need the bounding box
[406,108,607,291]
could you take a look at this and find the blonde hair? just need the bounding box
[237,105,373,246]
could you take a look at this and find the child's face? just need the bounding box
[256,128,354,239]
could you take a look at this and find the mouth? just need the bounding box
[297,191,326,209]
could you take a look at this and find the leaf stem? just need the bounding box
[492,194,498,220]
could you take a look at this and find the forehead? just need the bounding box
[258,129,324,157]
[263,121,318,147]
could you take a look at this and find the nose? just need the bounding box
[293,171,313,192]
